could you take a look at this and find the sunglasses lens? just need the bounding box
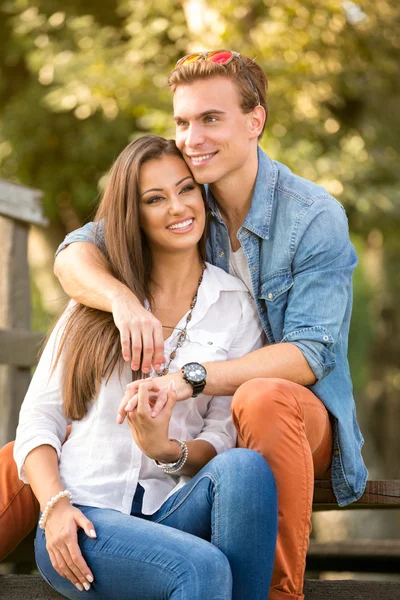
[176,53,202,67]
[207,50,233,64]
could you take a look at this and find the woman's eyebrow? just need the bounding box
[141,187,163,196]
[175,176,193,186]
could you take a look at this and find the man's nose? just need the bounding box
[185,124,205,148]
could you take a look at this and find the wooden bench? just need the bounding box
[307,479,400,576]
[1,574,400,600]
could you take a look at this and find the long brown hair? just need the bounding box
[52,135,207,420]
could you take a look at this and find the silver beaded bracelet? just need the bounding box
[154,439,188,475]
[38,490,73,530]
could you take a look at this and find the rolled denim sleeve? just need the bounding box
[282,195,357,381]
[55,220,107,258]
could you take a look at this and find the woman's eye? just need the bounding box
[181,185,195,193]
[146,196,163,204]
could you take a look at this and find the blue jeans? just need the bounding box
[35,449,277,599]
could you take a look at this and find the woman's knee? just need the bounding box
[207,449,276,498]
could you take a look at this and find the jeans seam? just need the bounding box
[154,473,218,525]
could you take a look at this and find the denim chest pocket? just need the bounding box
[259,270,294,341]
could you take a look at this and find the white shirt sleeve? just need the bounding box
[195,292,264,454]
[14,307,72,483]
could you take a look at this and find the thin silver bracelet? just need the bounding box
[154,439,188,475]
[38,490,73,530]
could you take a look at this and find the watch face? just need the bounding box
[184,362,206,383]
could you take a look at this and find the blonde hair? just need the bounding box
[168,54,268,137]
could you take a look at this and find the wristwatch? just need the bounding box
[181,362,207,398]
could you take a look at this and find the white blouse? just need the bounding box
[14,263,264,515]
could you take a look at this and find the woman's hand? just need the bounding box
[44,499,96,592]
[111,289,165,373]
[116,373,193,425]
[125,382,180,462]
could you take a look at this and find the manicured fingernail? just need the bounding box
[89,529,96,538]
[116,414,122,424]
[83,582,90,591]
[75,583,84,591]
[154,364,160,372]
[87,575,94,583]
[169,381,176,391]
[151,411,156,417]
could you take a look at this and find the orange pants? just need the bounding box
[0,440,39,560]
[231,378,333,600]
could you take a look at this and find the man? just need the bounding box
[52,50,367,600]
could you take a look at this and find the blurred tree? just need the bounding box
[1,0,399,482]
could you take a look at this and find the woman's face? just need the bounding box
[139,154,206,255]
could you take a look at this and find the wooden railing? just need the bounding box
[0,179,47,448]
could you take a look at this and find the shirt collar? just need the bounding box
[205,146,278,240]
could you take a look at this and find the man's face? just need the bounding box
[173,76,257,185]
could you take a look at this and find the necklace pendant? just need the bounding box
[170,350,176,359]
[161,367,169,376]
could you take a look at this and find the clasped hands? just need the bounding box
[116,373,192,462]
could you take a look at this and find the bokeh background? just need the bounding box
[1,0,399,563]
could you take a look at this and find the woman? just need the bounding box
[12,136,277,599]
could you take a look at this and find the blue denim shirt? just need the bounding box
[56,147,368,506]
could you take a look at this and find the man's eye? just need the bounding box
[205,116,217,123]
[176,120,188,127]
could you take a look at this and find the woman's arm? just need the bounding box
[24,445,96,591]
[14,311,96,592]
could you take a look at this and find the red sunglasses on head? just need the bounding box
[175,50,260,107]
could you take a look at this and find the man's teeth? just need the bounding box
[191,153,214,164]
[168,219,193,230]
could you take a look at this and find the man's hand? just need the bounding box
[116,372,193,425]
[111,289,165,373]
[126,382,180,462]
[44,500,96,592]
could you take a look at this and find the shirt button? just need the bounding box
[335,449,340,457]
[268,293,273,300]
[253,266,257,272]
[207,341,213,345]
[219,251,224,258]
[323,335,329,341]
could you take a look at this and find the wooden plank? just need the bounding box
[0,180,48,227]
[313,480,400,509]
[307,539,400,573]
[0,218,31,446]
[0,329,44,367]
[1,575,400,600]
